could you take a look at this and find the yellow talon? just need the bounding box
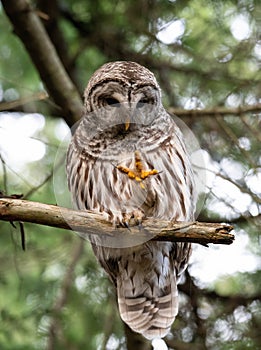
[128,171,136,179]
[116,151,159,188]
[117,165,129,174]
[141,169,158,179]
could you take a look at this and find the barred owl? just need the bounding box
[66,61,196,340]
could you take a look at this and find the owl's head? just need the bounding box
[82,61,163,131]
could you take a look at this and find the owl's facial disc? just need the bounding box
[87,80,161,133]
[103,96,131,130]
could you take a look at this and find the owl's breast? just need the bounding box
[68,123,195,223]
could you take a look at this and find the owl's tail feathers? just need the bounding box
[117,279,178,340]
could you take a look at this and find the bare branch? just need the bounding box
[1,0,83,127]
[168,103,261,118]
[214,116,256,168]
[196,165,261,205]
[0,198,234,245]
[0,92,49,112]
[241,115,261,143]
[198,212,261,225]
[123,324,152,350]
[180,271,261,314]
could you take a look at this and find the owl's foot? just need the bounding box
[116,150,159,189]
[122,209,145,229]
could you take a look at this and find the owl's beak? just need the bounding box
[125,119,130,131]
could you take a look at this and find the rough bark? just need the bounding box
[0,198,234,245]
[1,0,83,127]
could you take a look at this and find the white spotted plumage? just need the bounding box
[66,61,196,339]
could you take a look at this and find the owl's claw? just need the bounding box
[123,221,131,231]
[137,219,143,231]
[121,209,145,230]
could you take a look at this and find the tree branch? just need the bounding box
[180,270,261,316]
[124,324,152,350]
[1,92,259,123]
[0,198,234,245]
[168,103,261,118]
[1,0,83,127]
[0,91,49,112]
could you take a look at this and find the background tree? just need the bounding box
[0,0,260,349]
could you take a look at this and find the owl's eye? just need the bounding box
[137,98,154,109]
[104,97,120,107]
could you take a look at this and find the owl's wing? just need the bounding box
[91,244,118,285]
[170,242,192,281]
